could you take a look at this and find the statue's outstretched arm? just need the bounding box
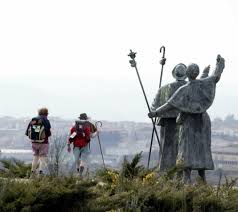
[156,103,173,116]
[212,55,225,82]
[148,103,173,118]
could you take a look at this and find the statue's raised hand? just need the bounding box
[216,55,225,70]
[213,55,225,82]
[217,54,222,62]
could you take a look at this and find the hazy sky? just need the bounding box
[0,0,237,122]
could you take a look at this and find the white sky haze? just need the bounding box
[0,0,238,122]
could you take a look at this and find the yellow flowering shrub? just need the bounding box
[142,172,156,183]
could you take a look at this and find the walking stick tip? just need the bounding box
[160,46,166,58]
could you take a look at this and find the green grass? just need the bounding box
[0,155,238,211]
[0,159,31,178]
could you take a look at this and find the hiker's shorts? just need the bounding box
[73,145,90,162]
[32,143,49,157]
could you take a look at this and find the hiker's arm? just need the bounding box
[68,127,75,144]
[42,118,51,137]
[93,124,97,133]
[48,121,52,137]
[25,123,30,136]
[91,124,98,138]
[67,127,75,152]
[47,128,52,137]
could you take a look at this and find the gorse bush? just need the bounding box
[0,177,97,212]
[121,151,145,179]
[0,154,238,211]
[0,159,31,178]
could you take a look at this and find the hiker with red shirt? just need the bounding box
[25,107,51,177]
[67,113,95,177]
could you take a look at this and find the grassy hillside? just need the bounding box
[0,154,238,212]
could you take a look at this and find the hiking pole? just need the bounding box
[95,121,106,169]
[128,50,162,164]
[147,46,166,169]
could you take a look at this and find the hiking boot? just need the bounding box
[76,167,84,178]
[79,166,84,178]
[76,168,81,178]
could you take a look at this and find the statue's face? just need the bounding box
[186,64,199,80]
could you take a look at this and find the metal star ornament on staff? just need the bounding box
[128,50,162,161]
[128,50,137,67]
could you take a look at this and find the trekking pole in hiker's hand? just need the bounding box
[147,46,166,168]
[95,121,106,169]
[128,50,162,156]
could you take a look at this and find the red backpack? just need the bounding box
[69,121,90,144]
[75,121,87,139]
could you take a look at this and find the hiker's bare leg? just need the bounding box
[80,160,85,167]
[76,160,81,172]
[73,147,82,174]
[39,156,47,174]
[32,155,39,173]
[78,145,90,177]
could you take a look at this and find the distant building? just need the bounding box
[213,149,238,171]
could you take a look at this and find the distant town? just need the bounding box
[0,115,238,177]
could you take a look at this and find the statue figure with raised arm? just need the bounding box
[149,55,225,183]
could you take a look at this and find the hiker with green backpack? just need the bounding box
[25,107,51,177]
